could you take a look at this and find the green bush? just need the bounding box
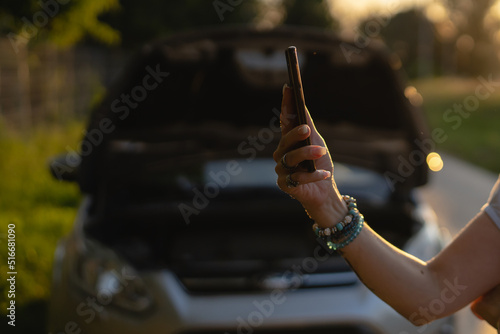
[0,122,82,326]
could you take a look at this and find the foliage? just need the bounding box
[373,3,499,77]
[101,0,261,48]
[444,0,495,42]
[0,122,82,316]
[377,9,436,78]
[100,0,338,49]
[282,0,337,29]
[48,0,121,47]
[0,0,121,48]
[443,0,497,75]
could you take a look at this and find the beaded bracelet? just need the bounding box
[312,195,364,251]
[312,195,357,237]
[326,215,364,251]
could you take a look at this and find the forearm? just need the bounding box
[310,196,438,322]
[340,224,438,323]
[312,200,500,325]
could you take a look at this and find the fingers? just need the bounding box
[284,145,327,168]
[276,83,331,186]
[276,169,331,191]
[274,143,330,190]
[273,123,311,162]
[281,84,324,146]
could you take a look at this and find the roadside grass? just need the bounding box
[412,76,500,173]
[0,121,82,332]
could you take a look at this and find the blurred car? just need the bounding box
[47,26,454,334]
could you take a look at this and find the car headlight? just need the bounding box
[71,238,153,313]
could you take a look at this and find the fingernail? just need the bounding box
[282,83,289,95]
[323,170,331,178]
[312,146,326,157]
[298,125,308,134]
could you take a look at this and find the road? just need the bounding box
[418,153,498,334]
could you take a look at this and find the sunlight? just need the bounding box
[489,0,500,20]
[425,2,448,23]
[327,0,434,29]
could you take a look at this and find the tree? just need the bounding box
[0,0,121,51]
[100,0,261,49]
[282,0,337,29]
[442,0,497,75]
[377,9,437,78]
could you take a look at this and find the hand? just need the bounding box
[273,85,347,225]
[471,284,500,329]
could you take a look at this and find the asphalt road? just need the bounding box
[418,153,498,334]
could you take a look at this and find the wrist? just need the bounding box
[312,195,364,251]
[306,189,348,228]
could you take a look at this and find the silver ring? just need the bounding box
[281,153,296,171]
[286,174,299,188]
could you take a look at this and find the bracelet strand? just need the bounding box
[312,195,364,251]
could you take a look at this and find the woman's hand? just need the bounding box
[273,85,347,225]
[471,284,500,330]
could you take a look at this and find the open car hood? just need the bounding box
[79,26,430,196]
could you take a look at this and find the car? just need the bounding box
[47,26,454,334]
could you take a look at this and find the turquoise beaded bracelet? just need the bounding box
[312,195,364,251]
[312,195,357,237]
[326,215,364,251]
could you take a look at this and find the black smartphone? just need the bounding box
[285,46,316,172]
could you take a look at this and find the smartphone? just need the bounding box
[285,46,316,172]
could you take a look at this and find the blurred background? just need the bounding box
[0,0,500,333]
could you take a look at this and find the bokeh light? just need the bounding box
[425,2,448,23]
[404,86,424,107]
[426,152,444,172]
[456,34,475,53]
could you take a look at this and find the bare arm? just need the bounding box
[274,85,500,325]
[339,211,500,324]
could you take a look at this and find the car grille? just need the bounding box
[157,196,362,293]
[178,270,358,293]
[169,225,356,293]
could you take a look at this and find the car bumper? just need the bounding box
[48,266,453,334]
